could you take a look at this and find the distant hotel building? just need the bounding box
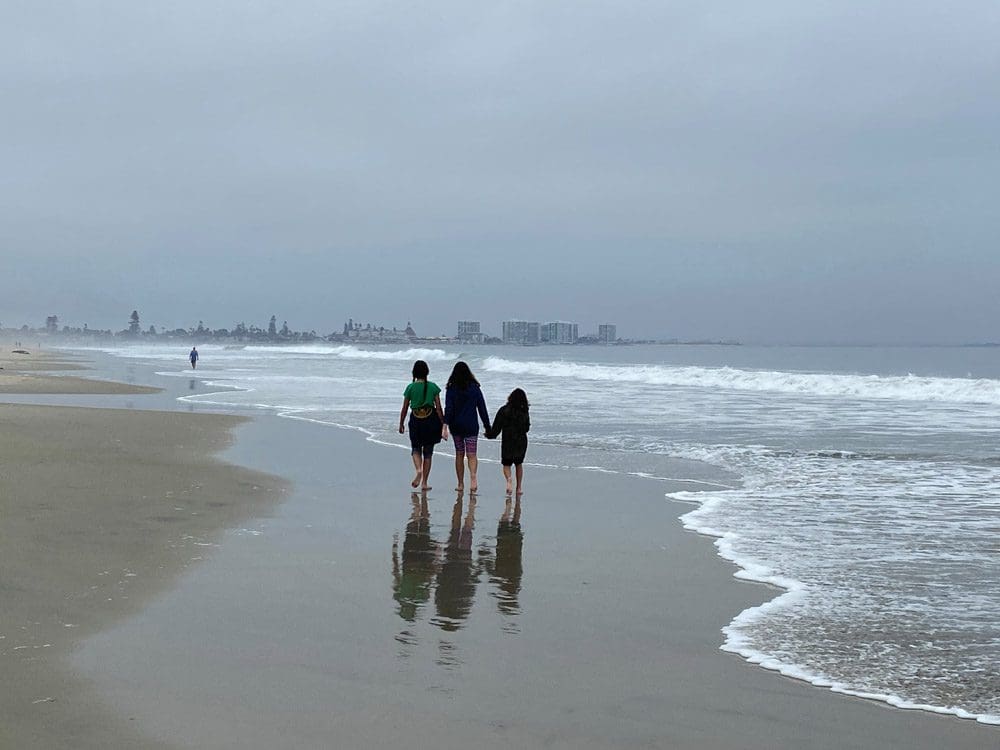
[456,320,484,344]
[598,324,617,344]
[502,320,540,345]
[541,321,578,344]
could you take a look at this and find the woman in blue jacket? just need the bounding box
[444,361,491,493]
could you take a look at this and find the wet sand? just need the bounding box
[72,414,1000,750]
[0,403,287,749]
[0,349,159,395]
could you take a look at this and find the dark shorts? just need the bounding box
[409,411,442,458]
[501,452,526,467]
[412,443,435,459]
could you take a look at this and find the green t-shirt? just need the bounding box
[404,380,441,411]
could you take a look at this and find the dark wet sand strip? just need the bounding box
[0,349,160,395]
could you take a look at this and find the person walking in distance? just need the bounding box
[189,347,199,370]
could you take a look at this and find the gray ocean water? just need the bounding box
[76,342,1000,724]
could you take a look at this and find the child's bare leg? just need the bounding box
[502,465,512,494]
[454,451,465,491]
[514,464,524,495]
[468,454,479,493]
[411,451,423,488]
[421,456,433,491]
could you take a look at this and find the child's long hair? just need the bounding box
[447,361,479,390]
[507,388,529,411]
[412,360,429,402]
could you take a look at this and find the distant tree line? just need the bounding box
[4,311,332,343]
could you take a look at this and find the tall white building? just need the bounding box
[541,321,579,344]
[502,320,540,345]
[457,321,484,343]
[598,324,617,344]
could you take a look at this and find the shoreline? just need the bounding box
[0,349,160,395]
[76,430,1000,746]
[4,348,998,748]
[677,491,1000,726]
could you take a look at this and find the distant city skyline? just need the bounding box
[2,311,623,341]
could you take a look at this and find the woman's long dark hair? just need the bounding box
[412,360,429,402]
[507,388,529,411]
[447,361,479,390]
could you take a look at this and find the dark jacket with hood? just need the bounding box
[445,383,490,437]
[485,404,530,461]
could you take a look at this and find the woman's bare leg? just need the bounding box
[468,455,479,493]
[502,465,513,495]
[454,451,465,492]
[514,464,524,496]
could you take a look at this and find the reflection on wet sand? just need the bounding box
[392,493,438,625]
[487,497,523,623]
[391,493,526,645]
[432,494,480,632]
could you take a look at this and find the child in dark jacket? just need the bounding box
[485,388,530,496]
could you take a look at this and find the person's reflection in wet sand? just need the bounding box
[392,493,440,646]
[485,496,524,630]
[189,379,197,390]
[432,493,481,634]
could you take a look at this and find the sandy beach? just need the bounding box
[2,351,998,749]
[0,353,287,749]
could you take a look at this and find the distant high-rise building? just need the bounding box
[598,324,617,344]
[502,320,540,345]
[541,321,578,344]
[457,320,484,343]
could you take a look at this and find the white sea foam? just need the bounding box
[72,343,452,363]
[244,345,451,361]
[673,472,1000,726]
[482,357,1000,405]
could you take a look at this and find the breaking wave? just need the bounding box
[481,357,1000,405]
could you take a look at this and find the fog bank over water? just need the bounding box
[2,2,998,343]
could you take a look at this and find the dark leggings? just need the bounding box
[411,442,435,459]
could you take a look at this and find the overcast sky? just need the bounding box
[2,1,998,342]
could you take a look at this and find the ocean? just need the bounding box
[74,342,1000,724]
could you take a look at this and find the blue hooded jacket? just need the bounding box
[445,383,490,437]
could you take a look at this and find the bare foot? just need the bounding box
[515,487,523,496]
[505,479,513,495]
[456,484,464,493]
[411,472,422,488]
[421,485,432,492]
[470,480,478,493]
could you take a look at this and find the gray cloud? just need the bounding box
[2,1,999,341]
